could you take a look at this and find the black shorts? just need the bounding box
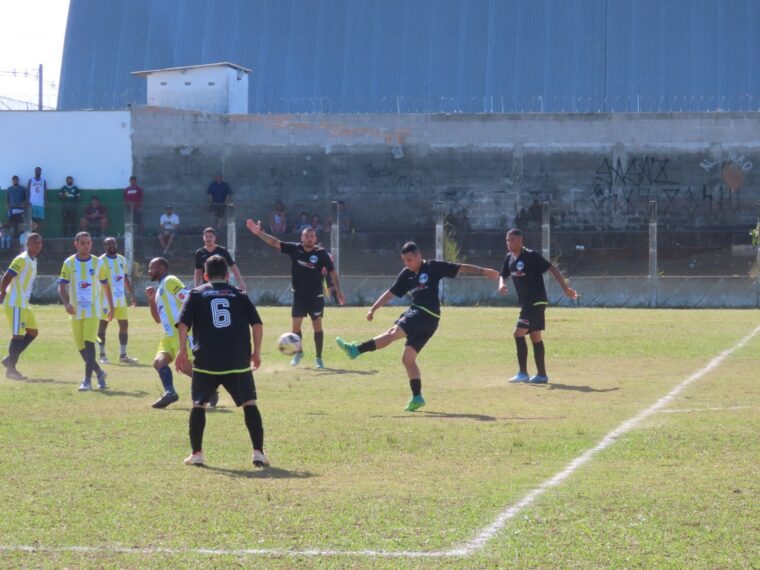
[292,295,324,320]
[192,370,257,406]
[516,304,546,331]
[8,213,23,224]
[396,307,439,353]
[209,203,227,217]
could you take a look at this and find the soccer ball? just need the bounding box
[277,332,302,356]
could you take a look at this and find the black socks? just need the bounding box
[409,378,422,396]
[189,407,206,453]
[358,340,377,354]
[314,331,324,358]
[243,405,264,451]
[515,336,528,373]
[533,341,546,376]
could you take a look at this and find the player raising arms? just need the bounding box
[246,219,345,369]
[336,242,499,412]
[97,237,138,364]
[498,228,578,384]
[175,255,269,468]
[146,257,190,409]
[58,232,114,391]
[0,233,43,379]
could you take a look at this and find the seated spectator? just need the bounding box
[269,200,287,235]
[80,196,108,237]
[336,200,352,232]
[294,211,311,233]
[158,205,180,255]
[207,173,232,227]
[310,214,323,234]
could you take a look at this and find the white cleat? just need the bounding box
[184,451,205,466]
[119,355,139,364]
[99,355,110,364]
[252,450,270,468]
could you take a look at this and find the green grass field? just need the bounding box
[0,306,758,569]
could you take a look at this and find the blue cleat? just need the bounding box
[509,371,530,383]
[335,337,360,360]
[290,351,304,367]
[528,374,549,384]
[96,369,108,390]
[315,357,324,369]
[405,395,426,412]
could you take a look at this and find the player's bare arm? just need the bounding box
[175,323,193,376]
[231,263,247,292]
[251,323,263,370]
[457,264,500,279]
[146,286,161,323]
[548,265,579,300]
[245,219,281,251]
[498,275,509,295]
[367,289,395,321]
[328,269,346,305]
[103,282,115,322]
[57,283,76,315]
[0,271,15,304]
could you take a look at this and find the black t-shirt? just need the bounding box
[389,260,460,318]
[194,245,235,273]
[280,242,334,297]
[178,282,263,373]
[500,248,552,307]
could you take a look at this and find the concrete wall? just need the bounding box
[0,111,132,189]
[130,108,760,231]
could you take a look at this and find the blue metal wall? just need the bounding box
[58,0,760,113]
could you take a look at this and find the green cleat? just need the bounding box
[335,337,360,360]
[404,395,426,412]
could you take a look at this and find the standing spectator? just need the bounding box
[6,176,26,238]
[59,176,81,237]
[268,200,287,235]
[207,173,232,228]
[336,200,352,232]
[310,214,323,234]
[528,199,542,228]
[158,205,180,255]
[294,211,311,233]
[26,167,46,232]
[80,196,109,237]
[124,176,144,233]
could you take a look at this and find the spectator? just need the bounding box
[294,211,311,233]
[207,173,232,227]
[310,214,323,234]
[6,175,26,237]
[124,176,144,233]
[336,200,352,232]
[269,200,287,235]
[80,196,108,237]
[59,175,81,237]
[158,205,180,255]
[514,208,529,229]
[528,199,542,227]
[26,166,47,232]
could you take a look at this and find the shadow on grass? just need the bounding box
[161,406,234,414]
[20,377,74,387]
[540,383,620,393]
[380,411,565,422]
[198,465,316,479]
[95,389,150,398]
[314,368,379,376]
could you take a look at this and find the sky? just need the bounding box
[0,0,70,109]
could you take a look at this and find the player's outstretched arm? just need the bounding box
[367,289,395,321]
[245,219,281,251]
[328,269,346,306]
[457,264,500,279]
[548,266,579,300]
[250,323,263,370]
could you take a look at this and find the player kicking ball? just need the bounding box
[336,242,499,412]
[175,255,269,468]
[498,228,578,384]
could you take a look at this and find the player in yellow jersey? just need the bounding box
[57,232,114,391]
[97,237,138,364]
[146,257,190,409]
[0,233,43,379]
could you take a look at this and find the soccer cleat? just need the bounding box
[99,355,110,364]
[184,451,205,466]
[96,369,108,390]
[290,351,304,367]
[528,374,549,384]
[335,337,360,360]
[119,355,139,364]
[509,371,530,383]
[315,357,324,369]
[5,368,26,380]
[208,391,219,408]
[152,391,179,409]
[252,450,270,467]
[404,395,426,412]
[78,380,92,392]
[1,356,8,368]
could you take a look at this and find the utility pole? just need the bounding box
[38,64,43,111]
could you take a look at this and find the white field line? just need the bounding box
[659,406,753,414]
[2,325,758,560]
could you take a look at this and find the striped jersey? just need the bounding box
[156,275,189,337]
[58,255,110,319]
[2,251,38,309]
[100,253,129,307]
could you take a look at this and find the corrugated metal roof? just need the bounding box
[58,0,760,113]
[131,62,251,77]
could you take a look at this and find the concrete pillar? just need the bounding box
[756,201,760,308]
[330,201,340,275]
[541,202,551,260]
[648,201,658,308]
[434,202,446,302]
[124,204,134,277]
[226,203,236,265]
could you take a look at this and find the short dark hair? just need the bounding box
[507,228,523,237]
[11,175,18,182]
[203,227,216,235]
[153,257,169,270]
[400,242,419,255]
[205,254,228,279]
[130,176,136,181]
[74,231,90,242]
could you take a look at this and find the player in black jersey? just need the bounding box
[336,242,499,412]
[246,218,345,369]
[175,255,269,468]
[193,227,247,290]
[498,228,578,384]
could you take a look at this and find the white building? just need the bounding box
[131,62,250,114]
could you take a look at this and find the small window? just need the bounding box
[160,81,167,86]
[184,81,191,86]
[208,81,215,86]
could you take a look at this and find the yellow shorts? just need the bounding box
[71,317,100,351]
[4,306,37,337]
[102,306,128,321]
[156,334,191,361]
